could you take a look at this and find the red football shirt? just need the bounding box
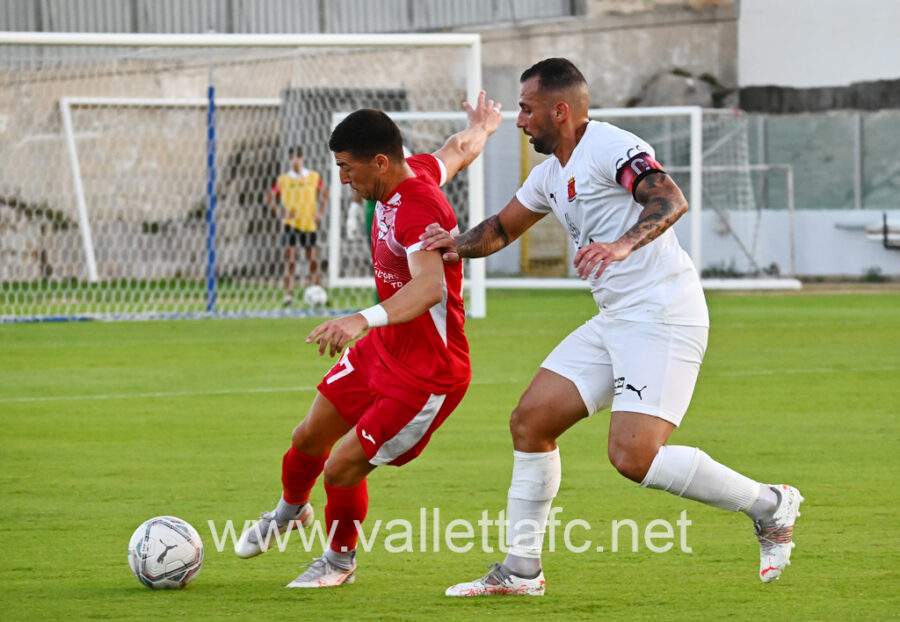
[365,154,470,395]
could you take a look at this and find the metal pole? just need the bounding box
[206,66,217,312]
[786,165,796,276]
[327,116,343,290]
[689,107,703,273]
[59,98,99,282]
[466,37,487,319]
[0,31,483,48]
[756,114,768,210]
[853,112,864,209]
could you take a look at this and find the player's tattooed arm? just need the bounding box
[456,214,509,258]
[421,196,544,262]
[573,171,688,280]
[624,171,688,252]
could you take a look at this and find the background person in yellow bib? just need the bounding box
[267,146,329,306]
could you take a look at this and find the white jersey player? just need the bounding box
[517,119,708,326]
[421,58,803,596]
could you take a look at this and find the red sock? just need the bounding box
[324,480,369,553]
[281,447,328,505]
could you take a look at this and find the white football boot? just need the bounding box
[755,484,804,582]
[234,502,314,559]
[286,553,357,588]
[445,563,545,596]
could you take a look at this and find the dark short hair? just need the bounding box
[328,109,404,162]
[520,58,587,91]
[288,145,304,158]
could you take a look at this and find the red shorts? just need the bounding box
[317,336,468,467]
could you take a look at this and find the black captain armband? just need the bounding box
[615,152,665,199]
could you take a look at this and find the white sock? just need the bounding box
[502,553,543,579]
[274,496,304,522]
[745,484,780,522]
[503,448,561,571]
[323,547,355,570]
[641,446,760,512]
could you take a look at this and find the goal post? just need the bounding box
[0,31,484,321]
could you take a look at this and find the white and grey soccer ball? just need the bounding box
[303,285,329,307]
[128,516,204,589]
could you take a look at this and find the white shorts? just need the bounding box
[540,315,708,427]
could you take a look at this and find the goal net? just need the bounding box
[0,33,485,322]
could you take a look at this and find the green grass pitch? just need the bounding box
[1,290,898,621]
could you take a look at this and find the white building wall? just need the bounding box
[738,0,900,88]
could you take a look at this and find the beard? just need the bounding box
[530,134,555,155]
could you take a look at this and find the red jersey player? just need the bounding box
[235,93,503,588]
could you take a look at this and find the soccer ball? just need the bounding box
[128,516,204,589]
[303,285,328,307]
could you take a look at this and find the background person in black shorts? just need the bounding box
[267,146,328,305]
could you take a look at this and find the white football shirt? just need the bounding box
[516,121,708,326]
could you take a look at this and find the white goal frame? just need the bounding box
[0,31,486,318]
[59,95,283,284]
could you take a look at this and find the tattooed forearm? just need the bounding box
[625,197,683,251]
[625,172,688,251]
[457,214,510,258]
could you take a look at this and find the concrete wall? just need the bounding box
[677,209,900,278]
[738,0,900,89]
[478,2,737,110]
[738,0,900,112]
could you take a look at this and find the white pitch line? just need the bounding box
[1,365,896,404]
[709,365,898,377]
[0,385,318,404]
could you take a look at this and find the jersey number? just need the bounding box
[325,349,355,384]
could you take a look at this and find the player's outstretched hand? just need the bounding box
[464,90,503,136]
[420,223,460,264]
[306,313,369,357]
[573,240,632,280]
